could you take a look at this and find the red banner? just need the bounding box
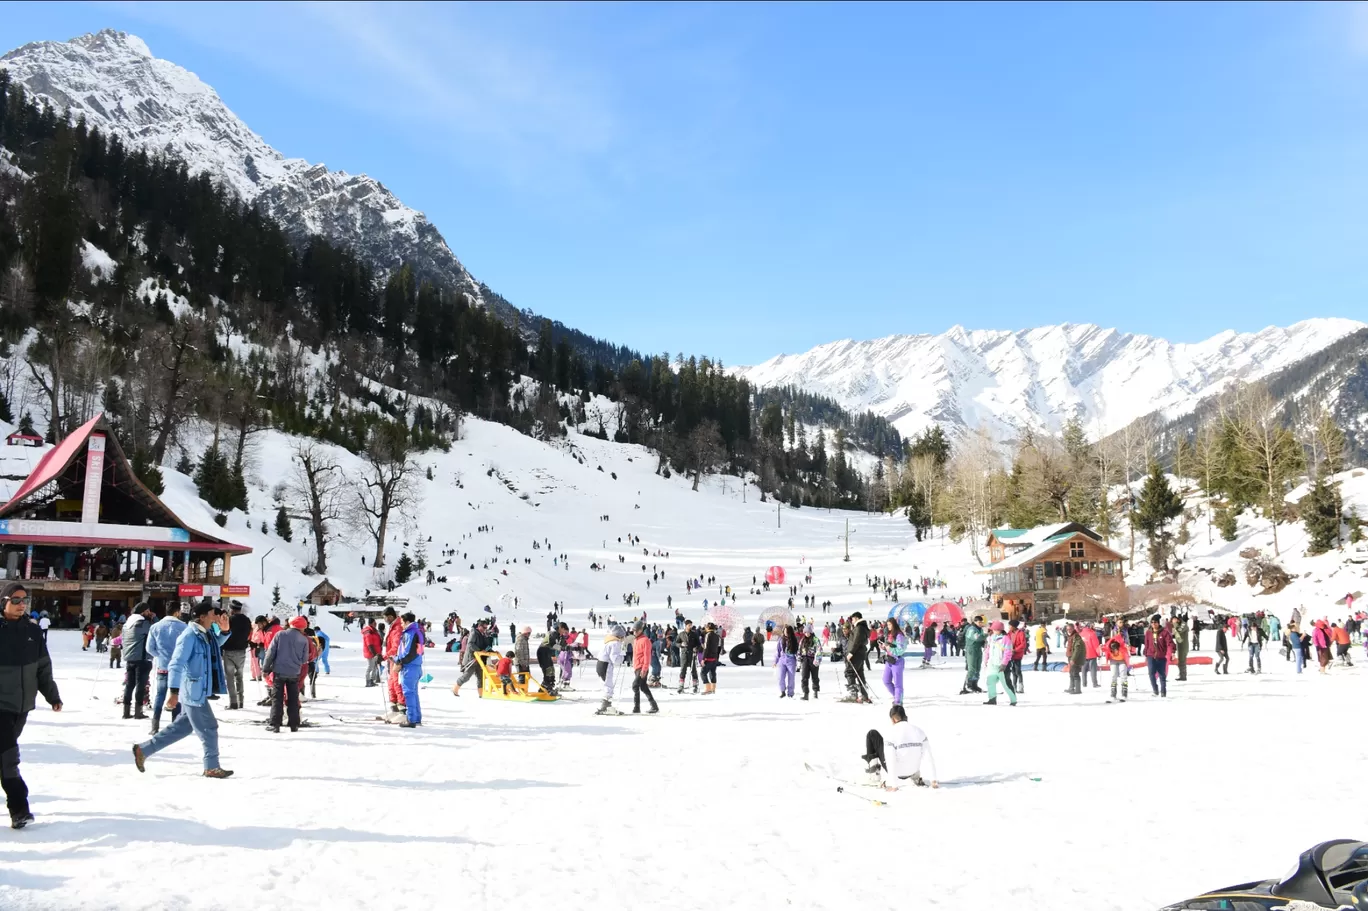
[178,584,204,597]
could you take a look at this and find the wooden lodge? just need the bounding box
[306,578,342,606]
[0,414,251,625]
[977,523,1126,621]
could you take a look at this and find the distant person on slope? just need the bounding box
[861,704,937,790]
[0,582,62,829]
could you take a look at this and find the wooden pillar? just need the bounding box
[223,553,232,585]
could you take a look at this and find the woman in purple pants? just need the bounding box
[776,626,799,698]
[882,619,908,705]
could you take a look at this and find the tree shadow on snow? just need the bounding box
[16,812,489,851]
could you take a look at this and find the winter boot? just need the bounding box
[1121,681,1128,702]
[1108,682,1117,702]
[983,698,997,705]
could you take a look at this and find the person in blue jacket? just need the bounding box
[395,612,424,728]
[315,627,331,675]
[146,603,188,735]
[131,602,234,778]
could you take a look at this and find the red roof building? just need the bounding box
[0,414,251,623]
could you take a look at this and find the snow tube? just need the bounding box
[924,601,964,626]
[892,603,926,627]
[729,644,759,666]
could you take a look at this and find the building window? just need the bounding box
[1069,541,1084,558]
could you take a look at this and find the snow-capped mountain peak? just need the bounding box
[735,318,1368,441]
[1,29,484,304]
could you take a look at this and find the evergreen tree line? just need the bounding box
[0,74,893,511]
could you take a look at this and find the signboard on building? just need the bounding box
[81,434,106,524]
[0,520,190,544]
[222,585,251,596]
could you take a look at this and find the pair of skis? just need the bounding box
[804,763,888,806]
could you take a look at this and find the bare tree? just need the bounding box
[1117,415,1154,569]
[1192,421,1222,545]
[943,427,1005,562]
[1091,428,1123,546]
[1233,385,1303,557]
[1018,434,1074,520]
[286,440,348,575]
[25,315,81,441]
[148,318,200,462]
[354,426,420,568]
[686,420,725,491]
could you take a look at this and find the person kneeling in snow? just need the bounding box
[861,704,938,790]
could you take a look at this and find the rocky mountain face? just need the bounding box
[736,319,1368,443]
[0,29,489,309]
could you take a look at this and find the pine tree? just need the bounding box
[394,551,414,585]
[131,447,165,496]
[1134,462,1184,570]
[275,504,293,542]
[1215,505,1239,542]
[415,536,428,572]
[1301,476,1340,556]
[272,584,281,606]
[17,411,35,436]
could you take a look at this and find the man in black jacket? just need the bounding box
[0,582,62,829]
[844,613,871,702]
[677,620,701,694]
[222,600,253,710]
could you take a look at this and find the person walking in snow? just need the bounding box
[1242,620,1264,674]
[121,603,156,721]
[515,627,532,681]
[701,622,722,695]
[452,619,490,697]
[263,616,311,733]
[880,618,906,705]
[630,622,658,713]
[0,583,62,829]
[1105,626,1130,703]
[556,623,575,689]
[860,704,938,790]
[1313,620,1333,673]
[960,616,986,695]
[131,601,233,779]
[596,625,626,715]
[843,613,872,702]
[147,604,188,735]
[775,625,799,699]
[1078,622,1101,688]
[395,612,424,727]
[1065,624,1086,695]
[798,625,821,700]
[1213,622,1230,675]
[1172,616,1190,681]
[1143,616,1172,697]
[983,621,1016,706]
[1031,621,1050,672]
[677,619,700,694]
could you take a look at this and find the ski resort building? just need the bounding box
[0,414,251,625]
[978,523,1126,620]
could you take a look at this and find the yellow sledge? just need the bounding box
[475,651,560,702]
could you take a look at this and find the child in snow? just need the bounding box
[109,635,123,669]
[497,652,515,695]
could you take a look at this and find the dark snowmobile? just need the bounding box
[1160,839,1368,910]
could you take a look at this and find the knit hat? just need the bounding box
[610,624,627,639]
[633,620,646,634]
[990,620,1005,632]
[289,616,308,630]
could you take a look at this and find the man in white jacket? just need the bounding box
[595,625,625,715]
[861,704,938,790]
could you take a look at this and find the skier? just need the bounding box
[880,618,906,705]
[630,622,658,713]
[798,625,821,700]
[677,619,700,694]
[983,621,1016,706]
[382,607,405,713]
[843,613,871,702]
[596,625,626,715]
[263,616,311,733]
[1104,625,1131,703]
[395,612,424,727]
[861,704,938,789]
[960,615,985,695]
[131,601,234,779]
[776,625,798,698]
[0,583,62,829]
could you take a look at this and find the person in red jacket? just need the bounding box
[361,620,382,687]
[1007,620,1028,694]
[1079,623,1101,688]
[630,622,658,714]
[1142,615,1174,698]
[255,616,283,707]
[1104,628,1131,702]
[382,607,406,713]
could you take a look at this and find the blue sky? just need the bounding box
[3,2,1368,364]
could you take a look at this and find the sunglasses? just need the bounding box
[6,596,28,606]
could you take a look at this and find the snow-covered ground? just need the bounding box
[1,419,1366,910]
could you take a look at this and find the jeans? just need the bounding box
[1293,645,1305,673]
[139,701,220,771]
[151,672,181,733]
[1146,657,1168,696]
[1009,657,1025,692]
[1,710,29,819]
[366,655,381,686]
[1247,643,1262,673]
[1085,657,1099,687]
[701,661,717,685]
[123,659,152,714]
[986,669,1016,704]
[222,650,246,708]
[269,676,301,730]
